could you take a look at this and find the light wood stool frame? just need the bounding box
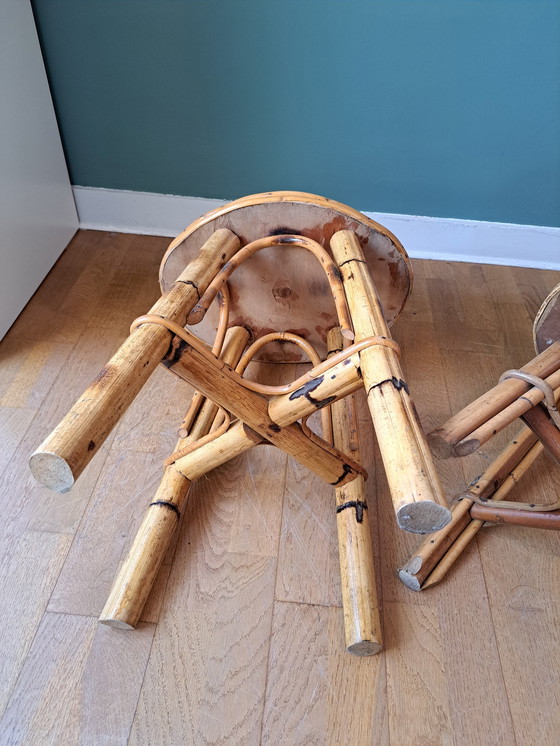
[30,192,451,655]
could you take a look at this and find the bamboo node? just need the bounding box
[337,257,368,268]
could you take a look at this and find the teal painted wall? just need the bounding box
[32,1,560,227]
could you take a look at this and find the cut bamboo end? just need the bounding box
[98,618,135,630]
[396,501,451,534]
[428,433,480,459]
[28,451,74,493]
[331,229,448,532]
[427,433,455,460]
[397,567,422,592]
[347,640,383,657]
[452,439,480,458]
[427,342,560,459]
[186,305,204,325]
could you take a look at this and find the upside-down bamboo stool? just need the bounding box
[400,282,560,591]
[29,191,451,655]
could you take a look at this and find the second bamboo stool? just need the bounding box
[399,281,560,591]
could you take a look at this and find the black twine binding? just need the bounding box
[336,500,368,522]
[150,500,181,518]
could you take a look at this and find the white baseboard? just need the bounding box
[72,186,560,270]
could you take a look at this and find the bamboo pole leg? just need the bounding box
[330,230,450,534]
[450,373,560,457]
[428,342,560,458]
[100,327,250,629]
[397,500,472,591]
[100,467,191,629]
[521,400,560,464]
[398,427,542,590]
[29,229,241,493]
[328,328,382,655]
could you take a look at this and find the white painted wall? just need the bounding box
[73,186,560,271]
[0,0,78,339]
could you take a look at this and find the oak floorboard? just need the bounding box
[47,449,164,617]
[1,230,559,745]
[0,407,36,478]
[261,601,389,746]
[0,339,73,410]
[0,531,72,719]
[490,603,560,746]
[0,330,125,540]
[384,602,453,746]
[0,613,154,746]
[130,544,276,745]
[3,231,133,346]
[275,459,342,607]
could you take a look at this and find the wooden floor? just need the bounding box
[1,230,559,745]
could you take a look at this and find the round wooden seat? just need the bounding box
[159,191,412,362]
[534,282,560,354]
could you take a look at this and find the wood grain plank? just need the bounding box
[3,231,132,345]
[491,603,560,746]
[384,602,453,746]
[0,407,36,479]
[275,459,342,607]
[0,613,154,746]
[261,601,389,745]
[2,230,560,746]
[47,449,164,617]
[436,565,517,745]
[2,325,129,536]
[226,446,287,558]
[0,340,72,409]
[512,266,560,327]
[130,550,276,746]
[85,233,167,337]
[326,609,389,745]
[110,365,194,462]
[262,601,340,745]
[0,531,72,719]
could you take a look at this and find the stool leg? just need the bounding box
[331,230,450,534]
[428,343,560,458]
[398,426,542,590]
[30,229,241,493]
[329,329,382,654]
[99,326,250,629]
[522,399,560,463]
